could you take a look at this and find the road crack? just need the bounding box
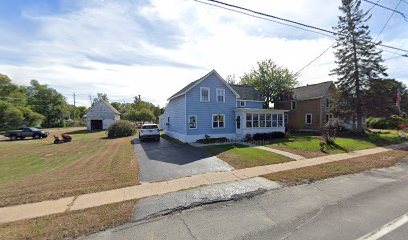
[65,196,78,212]
[178,215,198,240]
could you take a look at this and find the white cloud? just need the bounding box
[0,0,407,108]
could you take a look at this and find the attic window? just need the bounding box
[238,100,246,108]
[291,101,297,110]
[200,87,210,102]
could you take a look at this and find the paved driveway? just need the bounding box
[133,138,233,182]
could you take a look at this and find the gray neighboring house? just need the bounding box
[86,100,120,130]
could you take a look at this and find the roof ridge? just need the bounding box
[294,81,333,89]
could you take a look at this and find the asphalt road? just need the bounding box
[85,158,408,240]
[133,138,233,182]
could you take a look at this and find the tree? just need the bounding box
[226,74,237,84]
[124,109,156,123]
[365,79,407,117]
[92,93,109,105]
[25,80,69,128]
[240,59,298,108]
[331,0,387,132]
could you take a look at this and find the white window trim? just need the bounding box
[326,113,333,123]
[291,100,297,110]
[305,113,313,125]
[216,88,225,103]
[212,114,225,129]
[200,87,210,102]
[326,98,332,108]
[188,115,197,129]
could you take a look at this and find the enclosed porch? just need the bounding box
[234,108,288,138]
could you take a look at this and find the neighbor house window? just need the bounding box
[291,101,297,110]
[284,114,288,125]
[200,87,210,102]
[326,113,333,123]
[278,114,283,127]
[212,114,225,128]
[238,100,246,108]
[305,113,313,124]
[216,88,225,103]
[326,98,332,108]
[189,115,197,129]
[246,113,252,128]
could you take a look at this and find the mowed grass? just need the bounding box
[263,149,408,186]
[0,128,138,207]
[0,199,138,240]
[202,144,293,169]
[263,130,406,158]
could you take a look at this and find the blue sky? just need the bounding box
[0,0,407,107]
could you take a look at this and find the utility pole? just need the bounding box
[73,92,76,120]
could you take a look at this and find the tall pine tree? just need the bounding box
[331,0,387,132]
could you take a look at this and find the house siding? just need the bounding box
[162,94,186,134]
[275,99,322,130]
[186,72,236,136]
[245,101,263,109]
[86,101,119,130]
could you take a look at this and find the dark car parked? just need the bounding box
[4,127,49,140]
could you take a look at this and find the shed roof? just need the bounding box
[89,100,121,115]
[293,81,334,100]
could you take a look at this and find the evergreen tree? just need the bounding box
[331,0,387,132]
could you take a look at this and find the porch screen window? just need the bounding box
[260,114,265,127]
[200,87,210,102]
[266,114,271,127]
[216,88,225,103]
[212,114,224,128]
[246,113,252,128]
[305,113,312,124]
[189,116,197,129]
[278,114,283,127]
[253,114,259,128]
[272,114,278,127]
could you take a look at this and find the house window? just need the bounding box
[291,101,297,110]
[200,87,210,102]
[189,115,197,129]
[266,114,272,127]
[236,116,241,129]
[326,98,332,108]
[168,116,170,123]
[246,113,252,128]
[272,114,278,127]
[278,114,283,127]
[305,113,313,124]
[326,113,333,123]
[260,114,266,127]
[284,114,288,126]
[253,113,259,127]
[216,88,225,103]
[238,100,246,108]
[212,114,225,128]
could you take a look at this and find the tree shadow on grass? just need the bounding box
[321,143,349,154]
[62,129,105,135]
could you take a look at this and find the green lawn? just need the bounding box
[202,144,293,169]
[263,130,406,158]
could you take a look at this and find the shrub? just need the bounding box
[196,137,228,144]
[244,133,252,141]
[367,116,408,129]
[252,132,285,140]
[107,120,137,138]
[398,123,408,133]
[320,118,339,145]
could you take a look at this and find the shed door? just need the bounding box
[91,120,103,130]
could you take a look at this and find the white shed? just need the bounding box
[86,101,120,130]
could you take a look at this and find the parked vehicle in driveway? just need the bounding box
[4,127,49,140]
[139,124,160,141]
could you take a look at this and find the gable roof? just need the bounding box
[230,84,263,101]
[89,100,121,115]
[292,81,334,101]
[168,69,240,101]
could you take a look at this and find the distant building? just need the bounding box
[86,100,120,130]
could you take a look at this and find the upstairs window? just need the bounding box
[291,101,297,110]
[326,98,332,108]
[216,88,225,103]
[212,114,225,128]
[305,113,313,124]
[238,100,246,108]
[200,87,210,102]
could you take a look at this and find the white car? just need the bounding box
[139,124,160,141]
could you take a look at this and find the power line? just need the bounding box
[296,43,336,75]
[194,0,408,55]
[363,0,408,21]
[374,0,402,41]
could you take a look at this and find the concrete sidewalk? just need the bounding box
[0,142,407,224]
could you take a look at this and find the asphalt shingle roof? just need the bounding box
[230,84,263,101]
[293,81,334,101]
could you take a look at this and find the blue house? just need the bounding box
[159,70,287,143]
